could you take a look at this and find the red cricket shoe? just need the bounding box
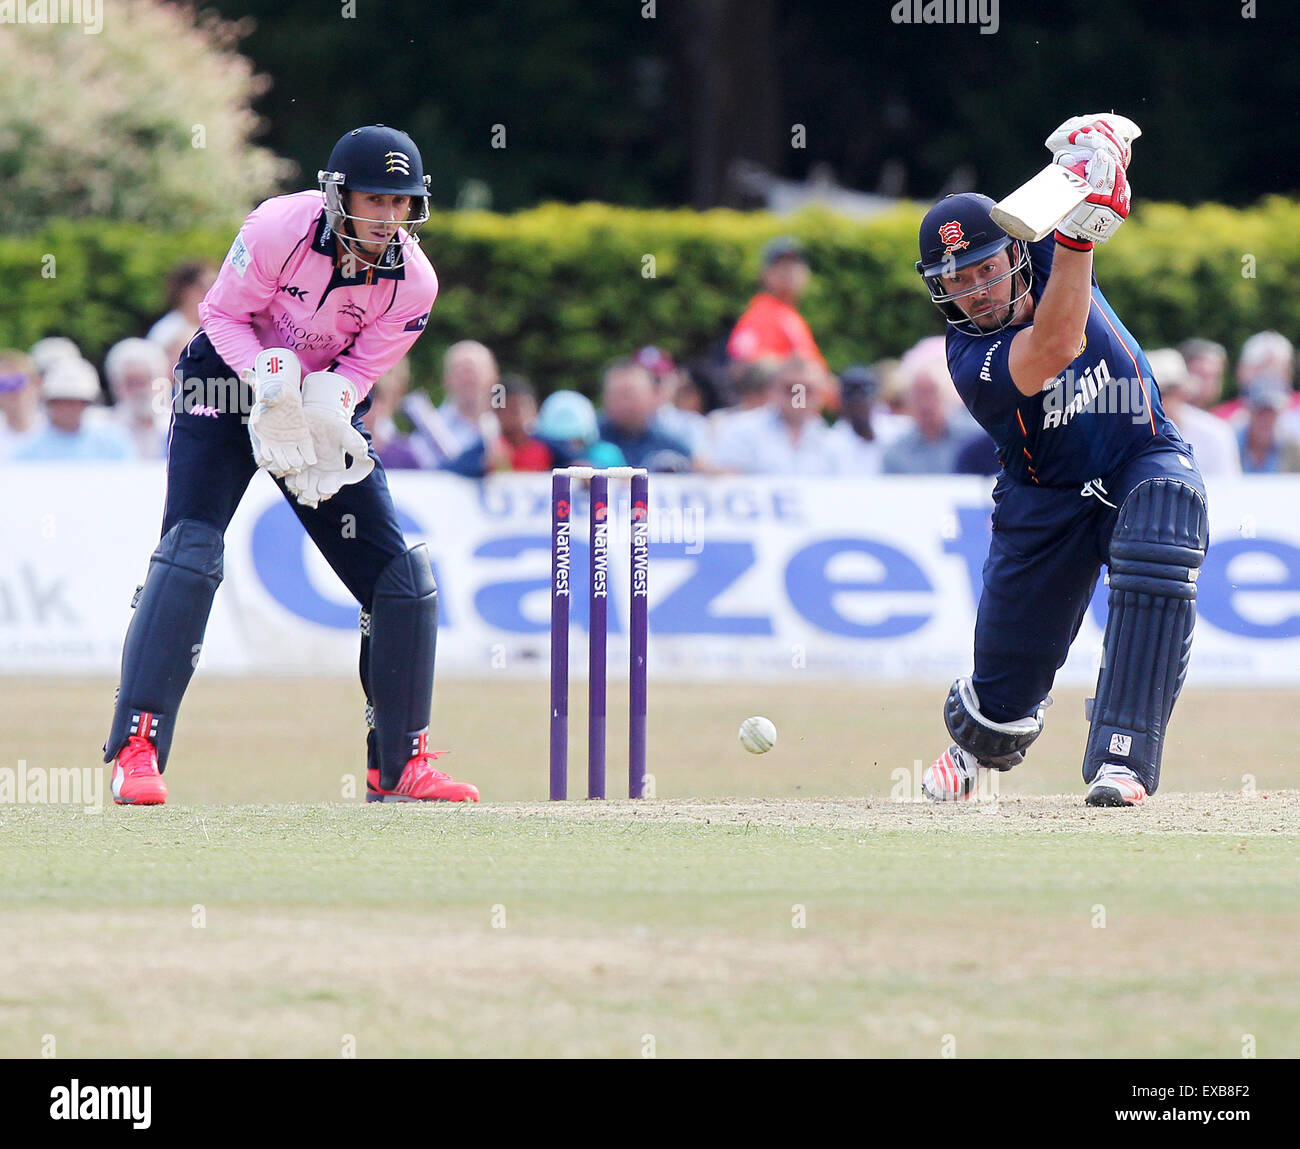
[366,749,479,803]
[111,736,168,806]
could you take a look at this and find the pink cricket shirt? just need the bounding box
[198,191,438,399]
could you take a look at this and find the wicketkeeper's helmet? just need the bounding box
[318,125,432,268]
[916,193,1032,336]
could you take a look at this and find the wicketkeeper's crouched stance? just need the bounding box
[915,115,1209,807]
[104,125,478,805]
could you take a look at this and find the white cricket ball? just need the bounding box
[739,716,777,755]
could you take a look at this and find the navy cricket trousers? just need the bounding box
[164,389,406,609]
[972,441,1207,724]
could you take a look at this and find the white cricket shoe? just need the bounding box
[1085,763,1148,807]
[922,745,982,802]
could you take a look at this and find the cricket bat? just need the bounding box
[991,115,1141,241]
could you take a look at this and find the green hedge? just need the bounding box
[2,198,1296,397]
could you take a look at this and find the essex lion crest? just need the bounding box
[939,221,969,255]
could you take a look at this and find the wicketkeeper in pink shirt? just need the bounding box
[104,125,479,805]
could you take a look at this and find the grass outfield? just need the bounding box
[3,678,1298,1057]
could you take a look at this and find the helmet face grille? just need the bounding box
[916,193,1033,336]
[319,126,432,270]
[921,239,1034,336]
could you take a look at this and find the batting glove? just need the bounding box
[1045,114,1139,171]
[1053,150,1132,249]
[284,371,374,508]
[246,348,317,476]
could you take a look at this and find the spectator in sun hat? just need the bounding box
[11,358,132,462]
[28,336,83,380]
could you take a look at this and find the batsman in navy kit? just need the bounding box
[915,115,1209,806]
[104,125,479,805]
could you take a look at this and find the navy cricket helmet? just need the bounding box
[915,193,1032,336]
[318,125,432,267]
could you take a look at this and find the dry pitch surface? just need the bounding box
[3,678,1298,1058]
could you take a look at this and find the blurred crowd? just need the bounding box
[4,244,1299,477]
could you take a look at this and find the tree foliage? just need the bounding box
[4,199,1295,400]
[0,0,292,235]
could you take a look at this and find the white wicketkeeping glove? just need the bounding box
[246,348,317,476]
[284,371,375,508]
